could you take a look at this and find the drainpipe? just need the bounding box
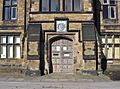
[95,0,103,74]
[93,0,100,74]
[24,0,27,35]
[22,0,27,58]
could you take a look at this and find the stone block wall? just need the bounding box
[29,0,97,72]
[0,0,36,71]
[100,0,120,66]
[0,0,98,73]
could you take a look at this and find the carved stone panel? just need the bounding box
[28,42,38,55]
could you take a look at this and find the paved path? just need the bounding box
[0,73,119,89]
[0,73,112,82]
[0,81,120,89]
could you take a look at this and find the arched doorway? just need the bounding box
[49,36,74,73]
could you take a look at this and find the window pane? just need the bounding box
[103,0,108,4]
[15,36,20,43]
[51,0,59,11]
[63,47,67,51]
[74,0,81,11]
[65,0,72,11]
[102,47,106,56]
[107,36,112,43]
[1,46,6,58]
[102,38,105,44]
[56,46,60,51]
[110,6,116,19]
[5,0,10,6]
[115,45,120,59]
[107,45,113,59]
[4,7,10,20]
[42,0,49,11]
[102,36,105,44]
[110,0,116,5]
[11,7,17,19]
[14,45,20,58]
[82,24,95,41]
[12,0,17,5]
[1,36,6,43]
[115,36,120,43]
[8,36,13,43]
[8,45,13,58]
[103,5,108,19]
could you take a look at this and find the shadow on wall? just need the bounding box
[101,54,107,74]
[40,31,45,76]
[40,40,45,76]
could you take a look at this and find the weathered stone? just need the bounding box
[0,0,98,74]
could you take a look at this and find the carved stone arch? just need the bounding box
[48,35,74,73]
[48,35,74,42]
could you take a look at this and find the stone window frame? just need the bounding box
[103,0,117,19]
[109,6,116,19]
[0,35,21,59]
[103,0,109,4]
[40,0,84,12]
[3,0,17,20]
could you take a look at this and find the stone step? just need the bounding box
[0,67,23,73]
[81,70,98,75]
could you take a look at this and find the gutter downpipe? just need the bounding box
[22,0,27,58]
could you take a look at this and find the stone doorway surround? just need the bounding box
[44,32,75,74]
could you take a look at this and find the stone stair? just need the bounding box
[0,66,23,73]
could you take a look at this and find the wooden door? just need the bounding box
[51,39,73,73]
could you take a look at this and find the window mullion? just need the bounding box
[0,42,1,59]
[10,0,12,20]
[63,0,65,11]
[108,5,109,18]
[39,0,41,11]
[6,44,8,59]
[13,45,15,59]
[72,0,74,11]
[49,0,51,11]
[6,36,8,58]
[13,36,15,58]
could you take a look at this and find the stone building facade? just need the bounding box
[0,0,27,72]
[100,0,120,66]
[0,0,102,75]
